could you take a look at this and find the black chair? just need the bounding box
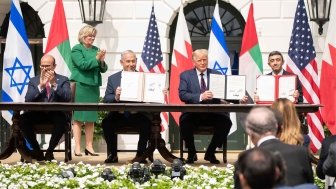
[32,121,72,162]
[107,125,153,162]
[179,125,228,163]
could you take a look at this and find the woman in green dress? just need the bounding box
[71,25,108,156]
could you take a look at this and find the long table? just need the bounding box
[0,102,320,163]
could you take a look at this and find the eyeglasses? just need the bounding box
[40,65,53,68]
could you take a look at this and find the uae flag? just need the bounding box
[239,3,263,101]
[45,0,72,76]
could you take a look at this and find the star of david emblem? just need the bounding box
[4,57,32,95]
[213,61,228,75]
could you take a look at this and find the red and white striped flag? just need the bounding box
[286,0,324,152]
[320,0,336,135]
[139,6,168,130]
[169,5,193,124]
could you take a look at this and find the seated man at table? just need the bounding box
[179,49,248,164]
[19,54,72,161]
[255,51,309,146]
[254,50,303,103]
[102,50,151,163]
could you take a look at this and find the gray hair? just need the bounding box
[245,107,278,136]
[192,49,208,61]
[120,50,136,60]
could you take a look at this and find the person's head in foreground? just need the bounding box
[245,107,278,146]
[237,147,280,189]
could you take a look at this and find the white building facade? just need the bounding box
[0,0,329,151]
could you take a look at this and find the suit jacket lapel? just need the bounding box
[116,71,122,88]
[190,69,200,93]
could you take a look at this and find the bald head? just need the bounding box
[40,54,56,71]
[245,107,278,136]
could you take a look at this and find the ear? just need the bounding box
[239,173,251,189]
[275,166,281,181]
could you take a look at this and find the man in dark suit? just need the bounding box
[316,135,336,179]
[255,51,303,103]
[19,54,72,161]
[266,50,303,103]
[234,107,314,188]
[254,51,309,147]
[179,49,247,164]
[102,50,151,164]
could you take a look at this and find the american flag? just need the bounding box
[286,0,324,152]
[140,6,168,130]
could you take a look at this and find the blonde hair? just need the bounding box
[77,25,97,43]
[271,98,303,145]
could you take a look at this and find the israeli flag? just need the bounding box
[1,0,34,125]
[208,2,237,135]
[208,2,231,75]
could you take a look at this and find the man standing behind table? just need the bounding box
[102,50,151,164]
[255,51,303,103]
[179,49,248,164]
[19,54,72,161]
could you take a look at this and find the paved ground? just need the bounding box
[1,151,241,167]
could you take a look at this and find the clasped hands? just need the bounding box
[96,49,106,63]
[201,90,248,104]
[39,67,56,89]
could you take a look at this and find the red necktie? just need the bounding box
[46,82,51,98]
[200,73,206,93]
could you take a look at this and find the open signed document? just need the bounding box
[209,74,246,100]
[256,75,296,103]
[120,71,166,103]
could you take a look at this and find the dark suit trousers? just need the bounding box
[19,111,67,152]
[179,112,232,155]
[102,112,151,156]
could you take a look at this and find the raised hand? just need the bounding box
[240,95,249,104]
[201,90,213,101]
[293,90,299,103]
[253,91,260,103]
[39,68,56,89]
[115,86,122,101]
[96,49,106,62]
